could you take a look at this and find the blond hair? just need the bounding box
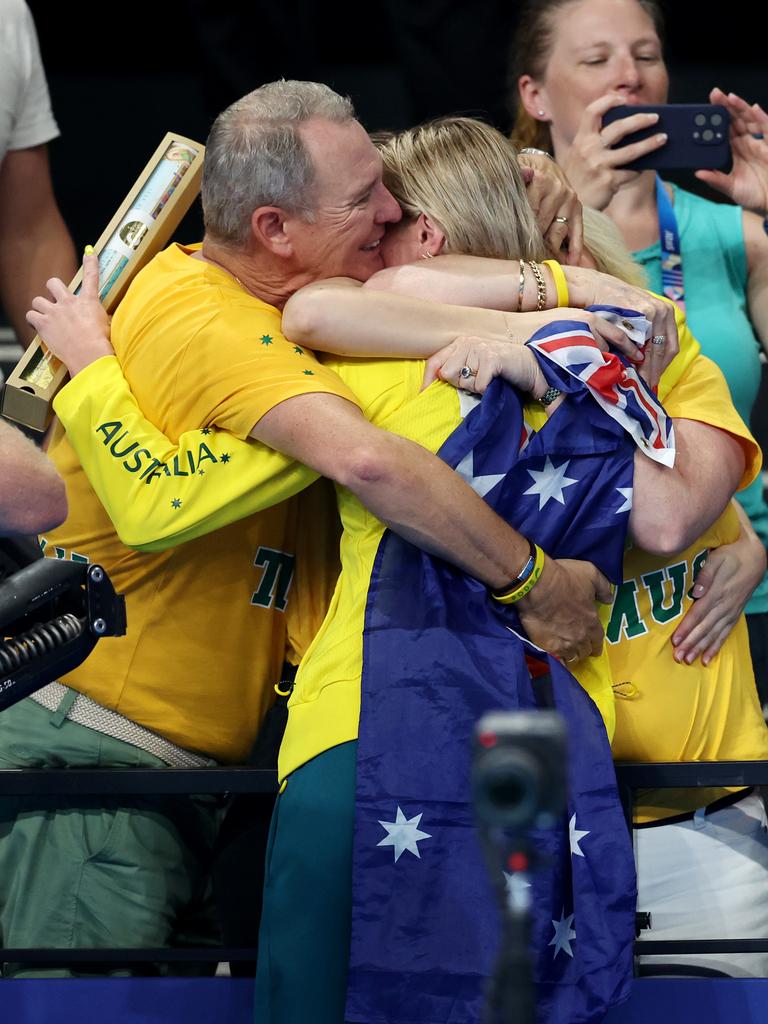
[380,117,546,262]
[582,207,647,286]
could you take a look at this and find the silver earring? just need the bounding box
[420,251,434,260]
[537,110,546,117]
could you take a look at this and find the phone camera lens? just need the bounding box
[702,128,714,141]
[710,113,723,126]
[694,113,707,127]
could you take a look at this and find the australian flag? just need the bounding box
[347,314,674,1024]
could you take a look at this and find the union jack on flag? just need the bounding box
[526,308,675,466]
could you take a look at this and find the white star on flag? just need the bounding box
[455,449,504,498]
[549,908,577,959]
[569,814,590,857]
[615,487,633,514]
[503,871,532,911]
[523,457,578,510]
[377,807,432,862]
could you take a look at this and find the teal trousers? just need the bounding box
[254,741,356,1024]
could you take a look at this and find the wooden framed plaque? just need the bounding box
[2,132,205,432]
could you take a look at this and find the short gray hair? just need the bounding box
[202,80,356,247]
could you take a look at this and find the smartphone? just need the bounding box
[601,104,731,171]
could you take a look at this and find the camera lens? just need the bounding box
[710,113,723,126]
[703,129,714,141]
[694,113,706,127]
[473,747,541,829]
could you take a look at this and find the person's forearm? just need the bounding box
[341,430,530,588]
[0,144,78,347]
[630,418,746,556]
[0,215,77,347]
[251,392,609,661]
[362,255,558,311]
[0,418,67,534]
[251,391,530,588]
[53,356,318,551]
[283,278,510,356]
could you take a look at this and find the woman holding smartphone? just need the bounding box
[512,0,768,705]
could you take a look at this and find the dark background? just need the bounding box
[5,1,768,445]
[26,0,768,251]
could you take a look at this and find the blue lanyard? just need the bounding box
[655,174,685,311]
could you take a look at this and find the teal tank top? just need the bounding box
[634,184,768,614]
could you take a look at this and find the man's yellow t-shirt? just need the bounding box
[43,244,357,762]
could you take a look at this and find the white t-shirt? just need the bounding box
[0,0,59,162]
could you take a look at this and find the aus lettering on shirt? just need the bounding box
[607,549,708,644]
[96,420,220,483]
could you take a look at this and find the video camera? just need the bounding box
[0,558,126,711]
[473,709,567,1024]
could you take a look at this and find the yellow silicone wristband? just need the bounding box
[491,544,546,605]
[542,259,569,308]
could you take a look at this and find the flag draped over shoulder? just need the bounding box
[348,316,672,1024]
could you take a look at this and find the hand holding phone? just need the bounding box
[601,104,731,172]
[557,93,670,211]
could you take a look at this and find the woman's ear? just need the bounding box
[518,74,549,122]
[417,212,446,256]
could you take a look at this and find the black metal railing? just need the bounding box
[615,760,768,960]
[1,761,766,966]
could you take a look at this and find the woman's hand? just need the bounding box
[563,264,678,388]
[517,151,584,265]
[26,252,113,376]
[671,504,767,665]
[695,88,768,215]
[422,305,651,393]
[422,336,547,395]
[559,93,668,211]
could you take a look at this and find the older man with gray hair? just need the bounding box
[5,80,608,968]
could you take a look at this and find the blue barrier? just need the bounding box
[606,978,768,1023]
[1,977,766,1023]
[0,977,255,1024]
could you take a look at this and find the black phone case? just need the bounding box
[601,104,731,171]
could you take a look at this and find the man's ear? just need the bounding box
[518,74,549,122]
[417,212,446,256]
[251,206,293,256]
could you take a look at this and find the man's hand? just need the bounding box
[518,151,584,264]
[26,251,113,376]
[517,557,612,662]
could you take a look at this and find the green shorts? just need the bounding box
[0,696,222,977]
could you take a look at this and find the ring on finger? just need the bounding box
[565,655,578,664]
[554,215,569,225]
[651,335,665,346]
[459,365,478,380]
